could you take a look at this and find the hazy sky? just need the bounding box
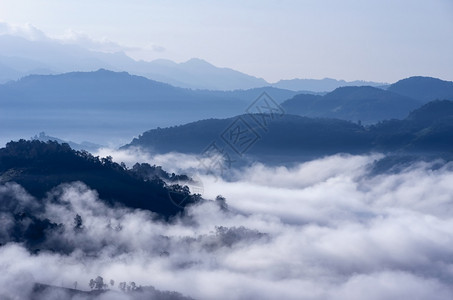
[0,0,452,82]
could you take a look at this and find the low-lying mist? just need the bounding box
[1,149,453,300]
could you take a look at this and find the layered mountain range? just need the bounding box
[124,100,453,164]
[0,34,386,91]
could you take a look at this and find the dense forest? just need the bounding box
[0,140,202,252]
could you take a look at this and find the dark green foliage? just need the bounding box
[0,140,200,219]
[73,214,83,232]
[12,212,62,249]
[130,162,190,183]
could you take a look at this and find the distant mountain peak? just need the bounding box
[148,58,177,66]
[0,34,268,90]
[92,68,133,77]
[397,75,443,82]
[30,131,103,152]
[183,58,212,65]
[388,76,453,103]
[95,68,113,73]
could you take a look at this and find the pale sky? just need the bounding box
[0,0,452,82]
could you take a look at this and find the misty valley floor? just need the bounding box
[1,151,453,300]
[1,2,452,299]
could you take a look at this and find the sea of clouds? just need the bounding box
[1,148,453,299]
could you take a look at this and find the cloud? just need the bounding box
[0,21,165,56]
[1,153,453,299]
[0,21,47,40]
[56,29,139,53]
[150,44,166,53]
[94,147,213,174]
[334,271,453,300]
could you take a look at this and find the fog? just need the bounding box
[1,150,453,299]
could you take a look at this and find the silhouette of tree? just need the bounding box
[89,276,107,290]
[215,195,228,210]
[73,214,83,232]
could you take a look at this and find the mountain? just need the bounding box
[271,78,387,92]
[2,66,448,147]
[387,76,453,103]
[406,99,453,123]
[31,132,103,152]
[123,100,453,163]
[124,114,372,158]
[142,58,268,90]
[0,34,394,92]
[0,35,118,76]
[31,283,194,300]
[0,140,200,219]
[195,86,302,102]
[0,34,268,90]
[281,86,421,123]
[370,100,453,152]
[0,61,21,82]
[0,69,298,146]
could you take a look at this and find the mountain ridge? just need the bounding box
[271,77,388,92]
[0,34,386,91]
[387,76,453,102]
[0,139,200,218]
[0,69,299,145]
[281,85,421,123]
[123,100,453,163]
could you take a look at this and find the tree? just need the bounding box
[119,282,127,292]
[73,214,83,232]
[118,281,140,293]
[89,276,107,290]
[101,156,113,166]
[127,282,138,292]
[215,195,228,210]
